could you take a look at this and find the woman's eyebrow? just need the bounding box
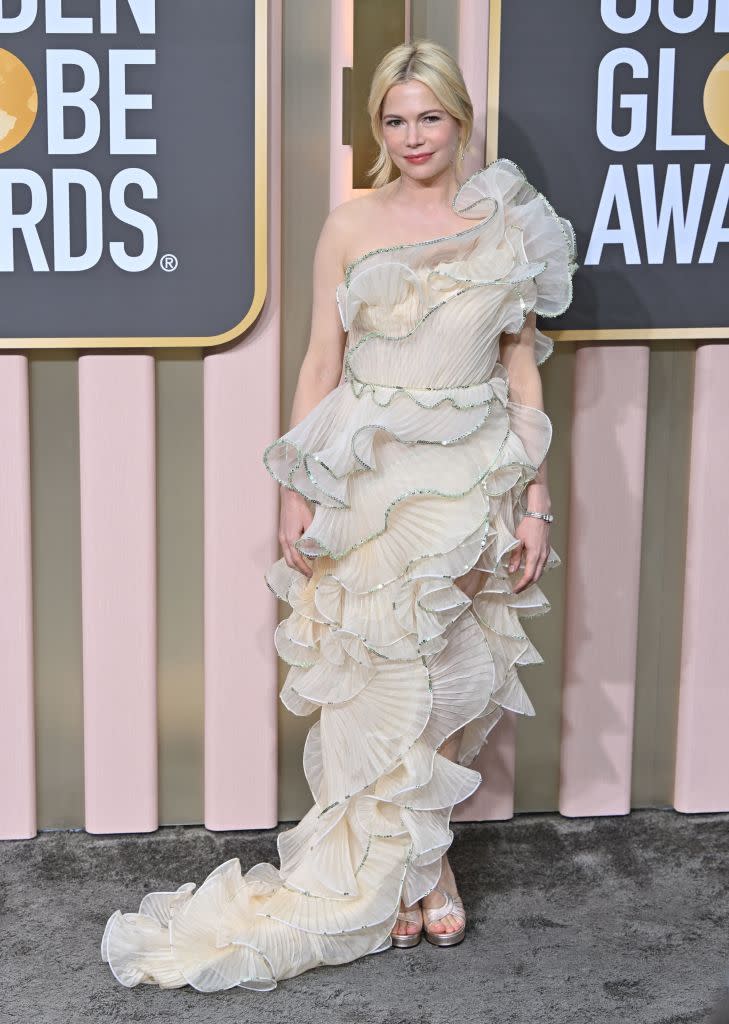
[383,108,444,117]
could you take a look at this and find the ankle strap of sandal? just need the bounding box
[421,887,465,925]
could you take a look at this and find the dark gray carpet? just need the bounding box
[1,808,728,1023]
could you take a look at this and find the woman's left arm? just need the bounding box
[498,310,552,594]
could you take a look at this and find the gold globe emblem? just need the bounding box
[0,48,38,155]
[704,52,729,147]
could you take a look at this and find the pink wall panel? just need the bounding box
[330,0,353,203]
[458,0,489,171]
[79,356,158,834]
[559,344,649,816]
[202,0,281,831]
[0,358,36,840]
[674,343,729,813]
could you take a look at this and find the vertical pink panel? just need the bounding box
[674,344,729,812]
[330,0,354,204]
[79,356,157,834]
[203,1,280,830]
[0,358,36,840]
[458,0,489,170]
[559,344,649,816]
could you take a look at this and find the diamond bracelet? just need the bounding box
[521,508,554,523]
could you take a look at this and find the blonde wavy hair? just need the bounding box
[366,39,474,189]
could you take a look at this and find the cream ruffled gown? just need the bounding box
[100,158,578,992]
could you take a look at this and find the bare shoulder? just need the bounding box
[320,188,394,274]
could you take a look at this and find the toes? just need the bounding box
[392,910,422,936]
[428,914,459,933]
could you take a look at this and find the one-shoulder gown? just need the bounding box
[100,157,578,992]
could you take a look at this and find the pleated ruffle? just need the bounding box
[100,157,576,992]
[336,156,578,369]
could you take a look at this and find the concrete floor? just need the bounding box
[2,808,728,1024]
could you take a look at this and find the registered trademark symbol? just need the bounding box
[160,253,178,272]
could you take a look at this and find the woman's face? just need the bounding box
[380,79,460,182]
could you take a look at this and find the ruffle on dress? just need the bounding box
[100,157,578,992]
[335,155,577,368]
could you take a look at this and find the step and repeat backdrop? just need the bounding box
[1,0,727,840]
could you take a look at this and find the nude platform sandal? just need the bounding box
[421,886,466,946]
[390,905,423,947]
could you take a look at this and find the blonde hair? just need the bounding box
[366,39,474,189]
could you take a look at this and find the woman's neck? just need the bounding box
[390,167,462,211]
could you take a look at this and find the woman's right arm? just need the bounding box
[279,206,350,578]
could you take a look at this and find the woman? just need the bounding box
[101,39,577,991]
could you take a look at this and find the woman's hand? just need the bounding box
[507,514,551,593]
[279,489,314,578]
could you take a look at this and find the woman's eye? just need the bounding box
[385,116,440,126]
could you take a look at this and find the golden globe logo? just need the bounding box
[0,49,38,152]
[0,0,157,273]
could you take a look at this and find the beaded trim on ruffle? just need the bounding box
[292,429,514,563]
[341,155,579,299]
[265,511,494,598]
[264,399,498,510]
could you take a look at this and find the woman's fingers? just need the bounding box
[512,546,549,593]
[282,538,313,578]
[508,540,524,575]
[513,559,536,593]
[279,490,315,577]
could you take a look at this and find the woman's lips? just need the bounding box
[404,152,433,163]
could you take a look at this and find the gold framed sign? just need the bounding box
[488,0,729,341]
[0,0,267,350]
